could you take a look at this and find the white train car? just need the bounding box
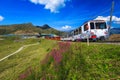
[71,20,109,41]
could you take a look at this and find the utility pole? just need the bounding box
[109,1,114,28]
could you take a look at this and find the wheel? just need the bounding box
[100,36,105,41]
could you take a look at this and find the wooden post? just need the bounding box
[87,35,89,46]
[86,30,90,46]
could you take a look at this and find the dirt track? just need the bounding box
[0,43,39,62]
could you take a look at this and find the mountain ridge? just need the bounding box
[0,23,65,36]
[110,28,120,34]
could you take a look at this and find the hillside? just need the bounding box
[110,28,120,34]
[0,23,65,36]
[109,34,120,41]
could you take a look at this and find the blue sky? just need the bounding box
[0,0,120,31]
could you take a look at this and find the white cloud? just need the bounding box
[29,0,70,13]
[114,21,120,24]
[95,16,110,21]
[62,25,71,30]
[0,15,4,21]
[30,0,39,4]
[95,16,120,22]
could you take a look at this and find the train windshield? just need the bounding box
[95,22,107,29]
[90,22,95,29]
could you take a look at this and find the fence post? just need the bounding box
[87,35,89,46]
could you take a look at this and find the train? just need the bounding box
[61,20,110,41]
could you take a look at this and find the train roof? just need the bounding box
[71,20,106,32]
[85,20,106,23]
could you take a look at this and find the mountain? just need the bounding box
[0,23,65,36]
[36,24,51,29]
[0,23,40,35]
[110,28,120,34]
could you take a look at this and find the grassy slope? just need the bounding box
[0,38,57,80]
[36,42,120,80]
[75,43,120,79]
[0,38,120,80]
[0,23,64,35]
[0,37,40,59]
[109,34,120,41]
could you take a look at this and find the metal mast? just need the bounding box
[109,1,114,28]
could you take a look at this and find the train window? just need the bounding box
[90,23,94,29]
[95,22,106,29]
[84,24,89,31]
[79,27,81,34]
[75,29,78,35]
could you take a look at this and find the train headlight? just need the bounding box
[104,31,108,34]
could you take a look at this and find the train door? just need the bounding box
[81,23,90,39]
[90,22,97,37]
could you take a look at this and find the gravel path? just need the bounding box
[0,43,39,62]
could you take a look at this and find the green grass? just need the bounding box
[34,42,120,80]
[0,38,57,80]
[0,36,40,59]
[77,43,120,79]
[0,37,120,80]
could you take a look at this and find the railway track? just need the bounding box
[96,41,120,45]
[81,41,120,45]
[62,40,120,45]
